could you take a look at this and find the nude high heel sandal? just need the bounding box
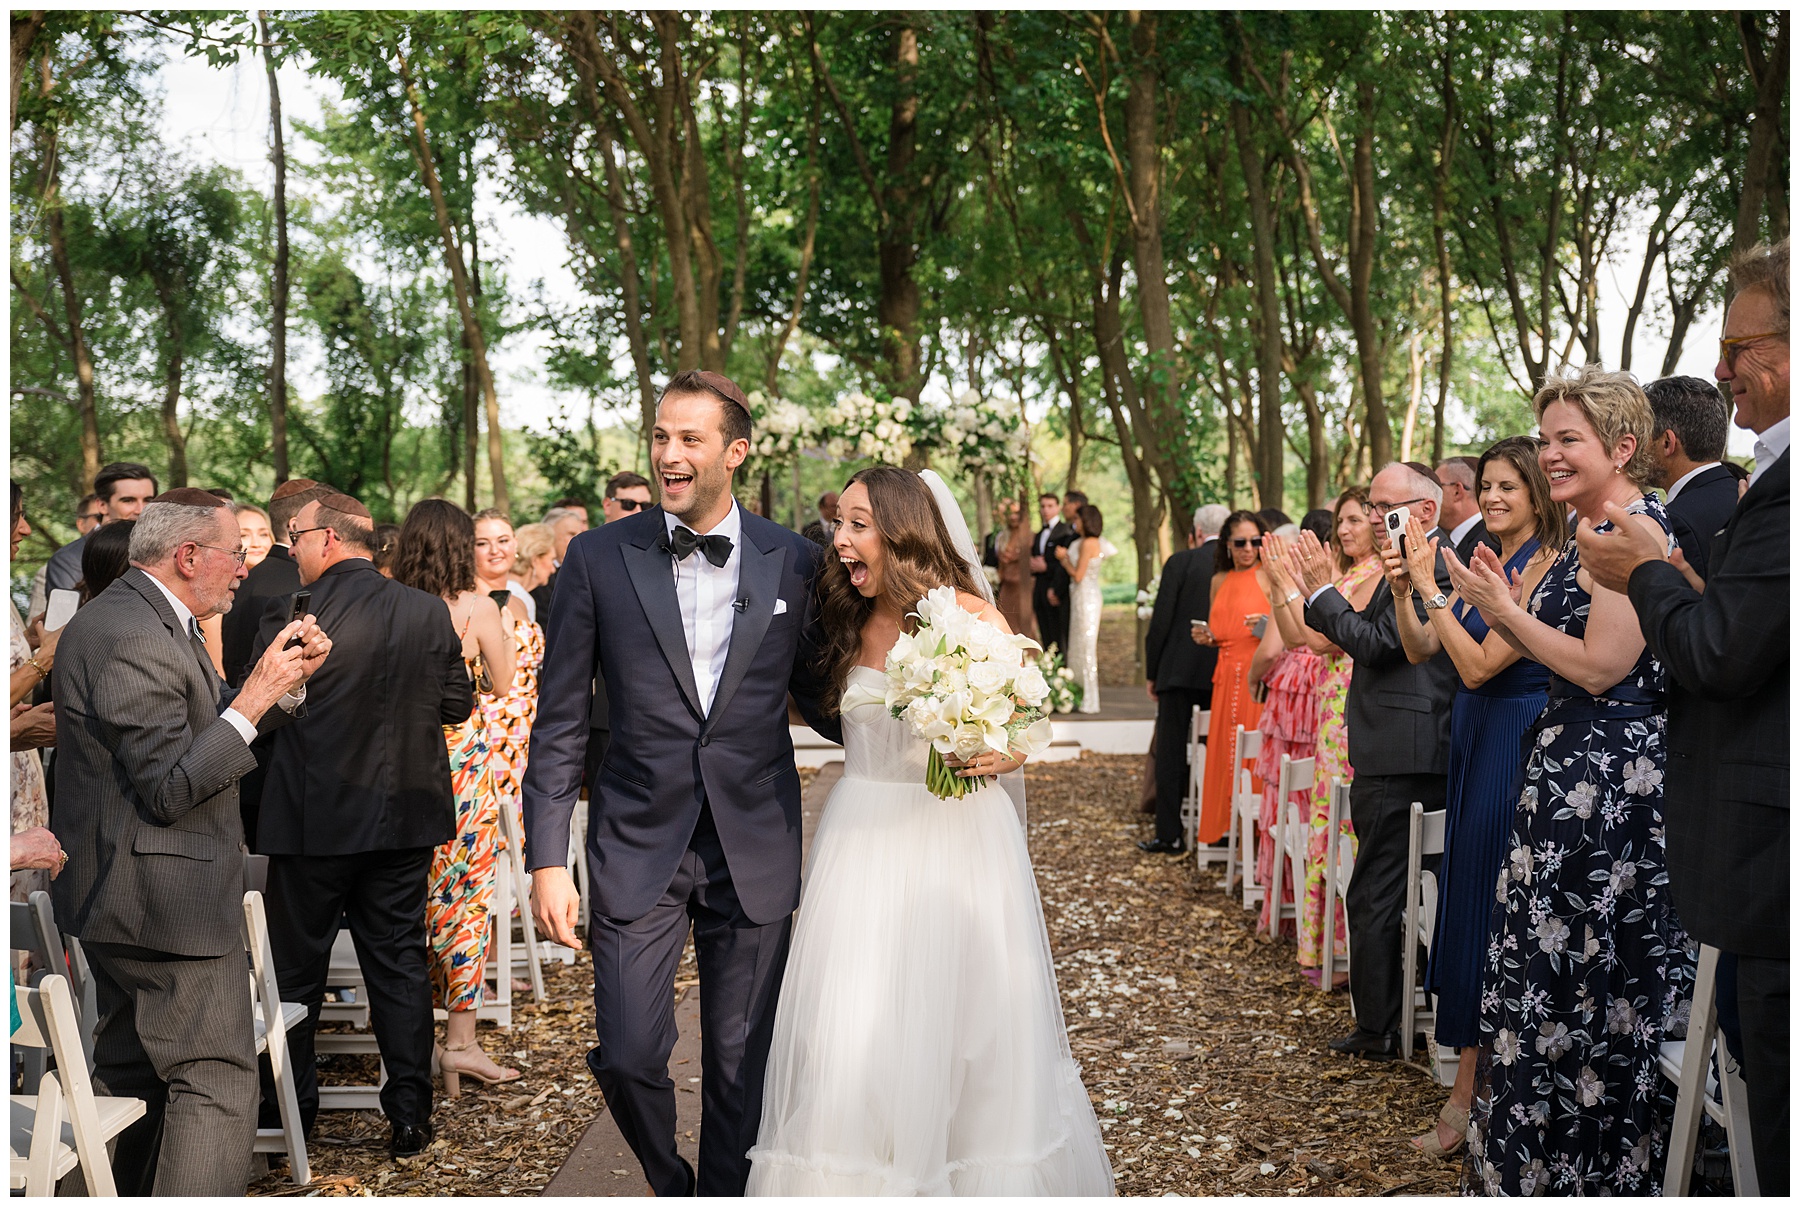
[436,1041,523,1099]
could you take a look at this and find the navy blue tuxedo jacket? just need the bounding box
[520,506,840,925]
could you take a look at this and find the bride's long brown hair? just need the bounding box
[816,465,984,714]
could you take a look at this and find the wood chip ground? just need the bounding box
[252,751,1460,1197]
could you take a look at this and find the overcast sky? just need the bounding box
[155,43,1750,454]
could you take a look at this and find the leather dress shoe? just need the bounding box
[391,1121,435,1161]
[1328,1028,1400,1061]
[1136,837,1187,855]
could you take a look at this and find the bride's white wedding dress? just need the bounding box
[746,666,1115,1196]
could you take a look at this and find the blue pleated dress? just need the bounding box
[1423,539,1548,1049]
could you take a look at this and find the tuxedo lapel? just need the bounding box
[124,568,219,707]
[622,533,704,719]
[707,521,784,726]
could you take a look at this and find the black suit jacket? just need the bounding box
[51,570,300,957]
[250,558,472,855]
[1454,519,1498,565]
[1629,450,1787,957]
[222,543,303,687]
[1665,464,1740,579]
[1031,521,1075,607]
[1304,536,1461,778]
[1144,541,1219,694]
[520,507,840,925]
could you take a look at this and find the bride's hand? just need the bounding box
[946,749,1027,778]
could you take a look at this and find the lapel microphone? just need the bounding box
[733,597,749,613]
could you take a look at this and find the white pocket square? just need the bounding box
[773,598,789,616]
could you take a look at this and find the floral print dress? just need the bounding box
[1467,495,1695,1196]
[10,601,49,904]
[1298,556,1381,970]
[1254,646,1324,937]
[427,628,501,1014]
[481,609,544,854]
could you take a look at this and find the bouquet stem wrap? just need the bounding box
[927,747,980,800]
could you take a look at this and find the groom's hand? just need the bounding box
[530,866,582,950]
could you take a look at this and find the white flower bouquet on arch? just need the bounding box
[883,586,1055,799]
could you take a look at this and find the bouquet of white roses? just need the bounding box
[884,586,1055,799]
[1031,646,1083,714]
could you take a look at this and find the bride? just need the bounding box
[746,466,1114,1196]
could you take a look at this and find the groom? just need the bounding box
[522,370,840,1196]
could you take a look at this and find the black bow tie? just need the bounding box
[669,526,733,568]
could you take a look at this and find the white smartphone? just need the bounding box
[1383,505,1412,556]
[45,588,79,631]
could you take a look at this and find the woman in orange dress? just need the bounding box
[1196,511,1273,845]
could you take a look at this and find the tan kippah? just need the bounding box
[270,478,322,502]
[317,491,372,520]
[150,487,230,508]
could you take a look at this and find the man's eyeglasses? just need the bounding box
[613,497,649,512]
[288,525,331,544]
[1719,331,1785,371]
[1230,537,1265,549]
[192,543,248,567]
[1369,497,1427,518]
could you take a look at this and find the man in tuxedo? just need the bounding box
[1581,239,1789,1193]
[1030,492,1075,657]
[222,478,326,686]
[1434,456,1495,563]
[1295,461,1460,1059]
[41,461,159,598]
[1645,374,1738,577]
[1139,503,1229,854]
[250,491,472,1159]
[523,370,839,1196]
[50,489,327,1194]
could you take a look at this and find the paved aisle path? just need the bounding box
[541,763,843,1196]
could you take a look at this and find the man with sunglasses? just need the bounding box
[1291,460,1460,1061]
[602,473,655,524]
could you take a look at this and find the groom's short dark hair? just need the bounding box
[661,370,753,448]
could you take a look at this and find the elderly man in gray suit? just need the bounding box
[50,487,331,1196]
[1289,461,1460,1060]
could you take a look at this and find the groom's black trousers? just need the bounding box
[586,802,791,1196]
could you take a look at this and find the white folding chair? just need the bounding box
[1184,708,1219,866]
[1663,944,1758,1195]
[1262,755,1315,937]
[1400,801,1446,1060]
[11,892,97,1083]
[10,974,145,1196]
[568,806,592,932]
[316,929,385,1111]
[1320,778,1355,996]
[243,892,310,1185]
[1221,726,1264,903]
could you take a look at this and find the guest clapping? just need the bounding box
[1453,367,1692,1195]
[1193,511,1272,848]
[1383,437,1563,1155]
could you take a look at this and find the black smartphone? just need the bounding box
[284,590,312,650]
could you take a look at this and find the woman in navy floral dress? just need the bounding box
[1447,367,1694,1195]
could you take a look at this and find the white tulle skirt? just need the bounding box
[746,772,1115,1196]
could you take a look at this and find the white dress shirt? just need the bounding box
[142,571,302,744]
[1750,416,1790,489]
[665,501,743,715]
[1664,461,1723,503]
[1448,513,1481,551]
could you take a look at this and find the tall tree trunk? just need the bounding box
[878,24,923,401]
[461,326,478,511]
[10,11,44,136]
[767,76,822,392]
[1734,12,1789,261]
[1122,13,1190,503]
[571,52,658,460]
[1400,329,1424,462]
[154,276,188,487]
[38,70,99,486]
[1430,29,1456,464]
[261,11,290,482]
[1228,90,1286,510]
[572,13,703,370]
[400,54,507,513]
